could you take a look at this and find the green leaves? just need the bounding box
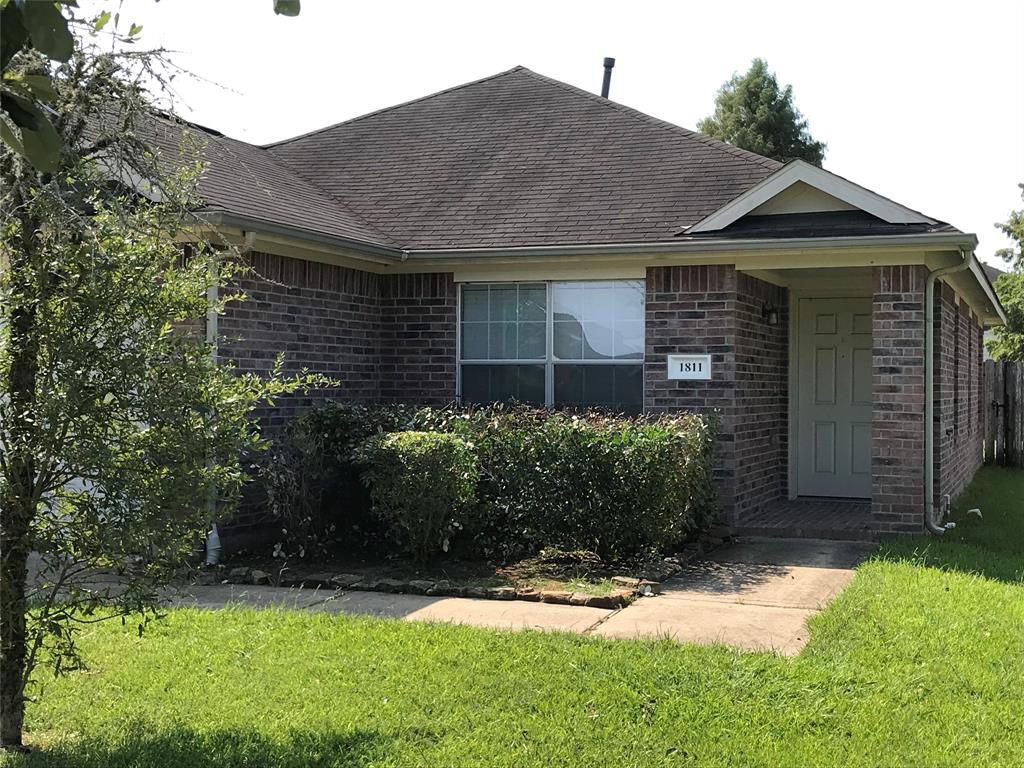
[698,57,827,166]
[0,86,61,171]
[93,10,112,32]
[987,184,1024,361]
[0,1,70,172]
[273,0,301,17]
[18,0,75,62]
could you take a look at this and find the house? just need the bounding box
[176,65,1005,540]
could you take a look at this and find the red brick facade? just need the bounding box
[934,283,985,505]
[644,265,788,523]
[871,265,927,532]
[733,273,790,518]
[379,273,457,405]
[223,252,985,534]
[219,252,456,431]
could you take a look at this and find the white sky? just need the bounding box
[90,0,1023,265]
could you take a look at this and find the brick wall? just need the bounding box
[871,265,927,533]
[220,252,382,432]
[733,273,790,517]
[379,273,457,404]
[219,252,457,431]
[645,265,788,523]
[934,283,984,505]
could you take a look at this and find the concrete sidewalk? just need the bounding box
[173,583,613,634]
[173,537,875,655]
[593,537,876,654]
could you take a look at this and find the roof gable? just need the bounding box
[683,160,936,234]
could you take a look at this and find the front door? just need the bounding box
[797,297,872,497]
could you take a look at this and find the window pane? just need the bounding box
[583,320,614,360]
[489,322,517,359]
[615,320,645,360]
[518,285,547,321]
[461,323,488,359]
[553,320,583,360]
[489,286,518,321]
[518,321,546,359]
[613,281,645,320]
[554,364,643,412]
[553,283,584,321]
[462,365,545,405]
[462,284,549,361]
[553,280,645,361]
[462,286,489,321]
[613,365,644,410]
[584,366,615,404]
[584,284,615,322]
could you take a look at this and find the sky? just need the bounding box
[86,0,1023,265]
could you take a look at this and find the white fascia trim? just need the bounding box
[968,253,1009,325]
[684,159,937,233]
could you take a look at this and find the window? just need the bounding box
[459,280,644,411]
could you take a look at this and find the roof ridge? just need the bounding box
[262,65,528,149]
[208,131,401,248]
[513,68,782,172]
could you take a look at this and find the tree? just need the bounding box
[0,41,322,750]
[986,184,1024,361]
[0,0,300,173]
[698,58,827,166]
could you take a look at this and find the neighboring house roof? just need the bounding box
[983,262,1006,284]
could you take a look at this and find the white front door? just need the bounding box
[797,298,872,498]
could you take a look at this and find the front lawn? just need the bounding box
[6,467,1024,768]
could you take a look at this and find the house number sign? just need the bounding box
[667,354,712,381]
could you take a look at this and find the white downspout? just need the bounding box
[924,248,972,535]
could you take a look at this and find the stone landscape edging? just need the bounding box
[198,525,733,610]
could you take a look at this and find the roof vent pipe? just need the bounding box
[601,57,615,98]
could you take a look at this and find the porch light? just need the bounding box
[762,302,779,327]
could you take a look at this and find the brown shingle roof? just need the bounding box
[142,115,397,248]
[177,66,958,253]
[263,66,782,249]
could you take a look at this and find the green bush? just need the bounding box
[261,403,416,557]
[263,403,717,563]
[354,431,479,562]
[417,407,717,561]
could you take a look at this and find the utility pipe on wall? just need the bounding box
[923,248,973,535]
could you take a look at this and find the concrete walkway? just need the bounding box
[593,537,876,654]
[173,538,875,655]
[175,583,612,634]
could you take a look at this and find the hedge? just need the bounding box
[263,403,717,563]
[354,431,478,562]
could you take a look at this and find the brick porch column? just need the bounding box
[871,265,927,532]
[645,265,738,521]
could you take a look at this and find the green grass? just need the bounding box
[6,467,1024,767]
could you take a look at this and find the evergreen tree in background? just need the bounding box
[698,58,826,166]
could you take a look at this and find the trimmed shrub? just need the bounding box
[261,403,416,557]
[417,407,717,561]
[263,403,717,563]
[355,431,479,562]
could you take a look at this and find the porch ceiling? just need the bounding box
[742,266,874,292]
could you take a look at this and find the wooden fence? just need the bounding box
[983,360,1024,467]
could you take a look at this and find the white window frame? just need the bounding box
[456,279,645,409]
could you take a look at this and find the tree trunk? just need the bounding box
[0,207,41,749]
[0,511,31,748]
